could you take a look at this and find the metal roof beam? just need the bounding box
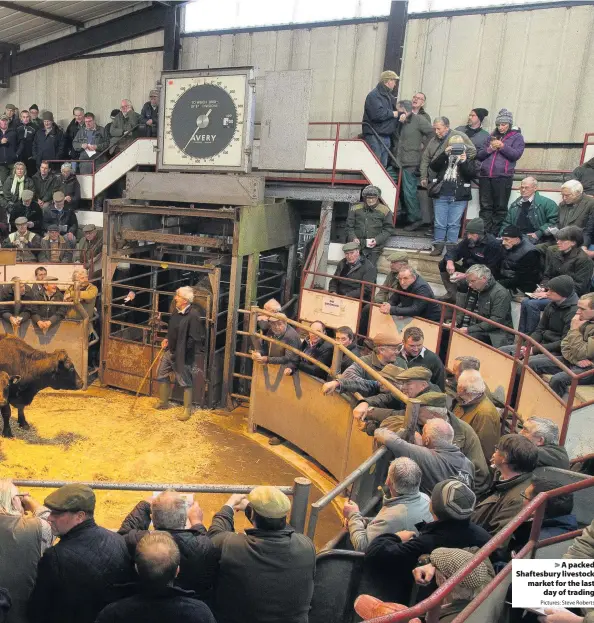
[0,2,85,29]
[12,4,170,75]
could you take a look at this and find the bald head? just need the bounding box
[263,298,281,314]
[423,418,454,447]
[135,532,180,586]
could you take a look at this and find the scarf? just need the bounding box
[11,175,25,200]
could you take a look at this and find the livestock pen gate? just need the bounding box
[99,175,300,408]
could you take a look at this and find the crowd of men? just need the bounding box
[0,91,159,225]
[360,69,594,260]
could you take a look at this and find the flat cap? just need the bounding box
[82,224,96,232]
[248,486,291,519]
[372,332,400,347]
[14,216,28,225]
[387,251,409,263]
[415,391,447,407]
[380,364,406,384]
[41,111,54,122]
[149,89,159,96]
[395,366,432,382]
[342,241,360,252]
[53,191,65,201]
[380,70,399,82]
[5,103,16,110]
[22,189,34,201]
[47,224,60,232]
[44,484,96,513]
[0,115,8,121]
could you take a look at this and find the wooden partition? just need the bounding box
[0,319,89,387]
[249,363,374,480]
[299,289,361,332]
[369,307,439,351]
[4,263,80,283]
[516,367,566,428]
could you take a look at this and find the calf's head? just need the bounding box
[0,371,21,406]
[51,352,84,390]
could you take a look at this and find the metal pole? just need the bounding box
[306,505,320,540]
[289,477,312,534]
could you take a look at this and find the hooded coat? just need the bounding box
[530,292,579,353]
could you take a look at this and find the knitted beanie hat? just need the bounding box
[501,225,522,238]
[465,218,485,235]
[495,108,513,125]
[472,108,489,122]
[547,275,575,298]
[431,479,476,521]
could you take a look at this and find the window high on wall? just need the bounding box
[184,0,572,33]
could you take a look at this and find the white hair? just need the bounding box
[561,179,583,197]
[387,457,422,495]
[177,286,194,303]
[72,268,88,280]
[424,419,454,446]
[61,162,73,172]
[522,176,538,187]
[263,298,282,313]
[0,480,20,516]
[458,369,486,395]
[524,416,559,445]
[466,264,492,280]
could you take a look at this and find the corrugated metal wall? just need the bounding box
[0,32,163,129]
[400,4,594,169]
[180,22,389,138]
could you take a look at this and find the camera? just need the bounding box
[450,143,467,156]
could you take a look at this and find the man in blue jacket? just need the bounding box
[362,70,399,168]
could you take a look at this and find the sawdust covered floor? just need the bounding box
[0,384,342,548]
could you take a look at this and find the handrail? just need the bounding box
[11,476,312,535]
[307,446,388,539]
[363,475,594,622]
[247,306,410,404]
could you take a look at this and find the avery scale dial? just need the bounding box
[160,72,251,171]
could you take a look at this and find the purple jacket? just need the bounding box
[477,129,525,178]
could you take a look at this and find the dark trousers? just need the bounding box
[478,177,513,235]
[526,353,594,397]
[518,297,549,335]
[401,167,422,223]
[361,246,383,267]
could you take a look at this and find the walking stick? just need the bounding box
[128,343,165,415]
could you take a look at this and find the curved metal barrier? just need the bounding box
[299,269,594,456]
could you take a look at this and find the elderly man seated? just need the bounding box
[39,224,75,263]
[375,252,409,303]
[328,241,377,301]
[540,179,594,247]
[377,267,441,322]
[497,224,542,296]
[3,216,41,262]
[117,490,218,603]
[520,416,569,469]
[453,264,513,347]
[298,320,333,379]
[31,277,66,334]
[499,176,558,243]
[374,418,475,494]
[0,276,33,330]
[252,313,301,378]
[64,268,98,323]
[453,369,500,461]
[438,217,502,303]
[76,224,102,268]
[342,457,433,552]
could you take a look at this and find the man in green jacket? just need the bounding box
[109,99,141,152]
[455,264,514,348]
[346,185,395,266]
[499,176,558,242]
[394,100,433,231]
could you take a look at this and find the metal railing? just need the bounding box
[12,476,312,534]
[300,269,594,443]
[307,447,388,540]
[360,475,594,622]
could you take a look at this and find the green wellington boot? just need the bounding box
[154,383,172,410]
[177,387,193,422]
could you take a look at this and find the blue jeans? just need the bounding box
[518,297,549,335]
[365,134,391,168]
[433,196,467,244]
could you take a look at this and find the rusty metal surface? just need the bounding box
[120,229,226,249]
[107,203,238,219]
[103,338,154,394]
